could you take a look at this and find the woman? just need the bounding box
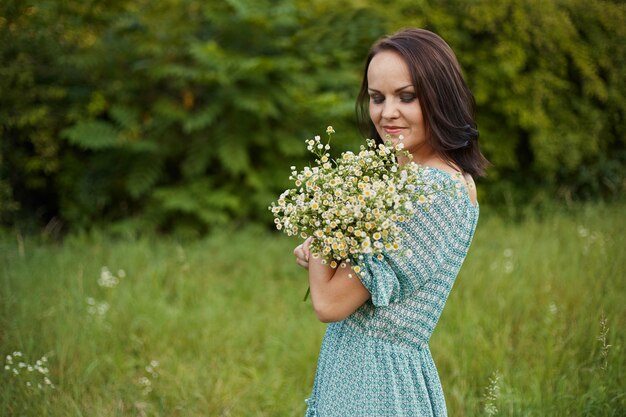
[294,28,489,416]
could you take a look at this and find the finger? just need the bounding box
[303,237,313,259]
[296,259,309,269]
[296,247,308,262]
[293,244,302,257]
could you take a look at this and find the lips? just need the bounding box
[382,126,405,135]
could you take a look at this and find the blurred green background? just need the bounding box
[1,0,624,234]
[1,0,625,416]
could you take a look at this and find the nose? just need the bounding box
[381,99,399,119]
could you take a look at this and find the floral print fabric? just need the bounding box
[305,168,479,416]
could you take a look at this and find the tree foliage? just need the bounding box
[1,0,624,233]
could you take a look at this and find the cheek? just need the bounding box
[414,106,425,127]
[369,105,380,123]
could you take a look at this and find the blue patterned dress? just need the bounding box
[305,168,479,417]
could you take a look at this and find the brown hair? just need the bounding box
[356,28,489,177]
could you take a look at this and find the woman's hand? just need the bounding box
[293,236,370,322]
[293,237,313,269]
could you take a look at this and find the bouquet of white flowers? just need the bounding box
[270,127,458,278]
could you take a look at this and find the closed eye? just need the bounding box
[369,94,384,104]
[369,93,416,105]
[400,93,416,103]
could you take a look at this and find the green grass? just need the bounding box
[1,204,624,416]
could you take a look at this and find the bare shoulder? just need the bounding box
[463,173,478,206]
[422,159,477,206]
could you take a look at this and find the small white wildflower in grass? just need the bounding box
[597,312,611,371]
[483,370,501,416]
[549,302,558,315]
[501,249,514,273]
[577,225,589,238]
[146,360,159,378]
[544,302,558,325]
[3,352,55,391]
[138,376,152,394]
[97,302,110,316]
[98,266,120,288]
[86,297,109,318]
[137,359,160,396]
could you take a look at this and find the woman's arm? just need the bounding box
[294,238,371,323]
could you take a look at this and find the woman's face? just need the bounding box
[367,50,429,162]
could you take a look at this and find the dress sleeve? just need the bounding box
[352,192,459,307]
[351,252,402,307]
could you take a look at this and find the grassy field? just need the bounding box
[1,204,625,416]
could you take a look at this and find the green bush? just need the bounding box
[1,0,624,232]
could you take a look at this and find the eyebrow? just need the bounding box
[368,85,414,93]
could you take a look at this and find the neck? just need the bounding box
[398,144,438,166]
